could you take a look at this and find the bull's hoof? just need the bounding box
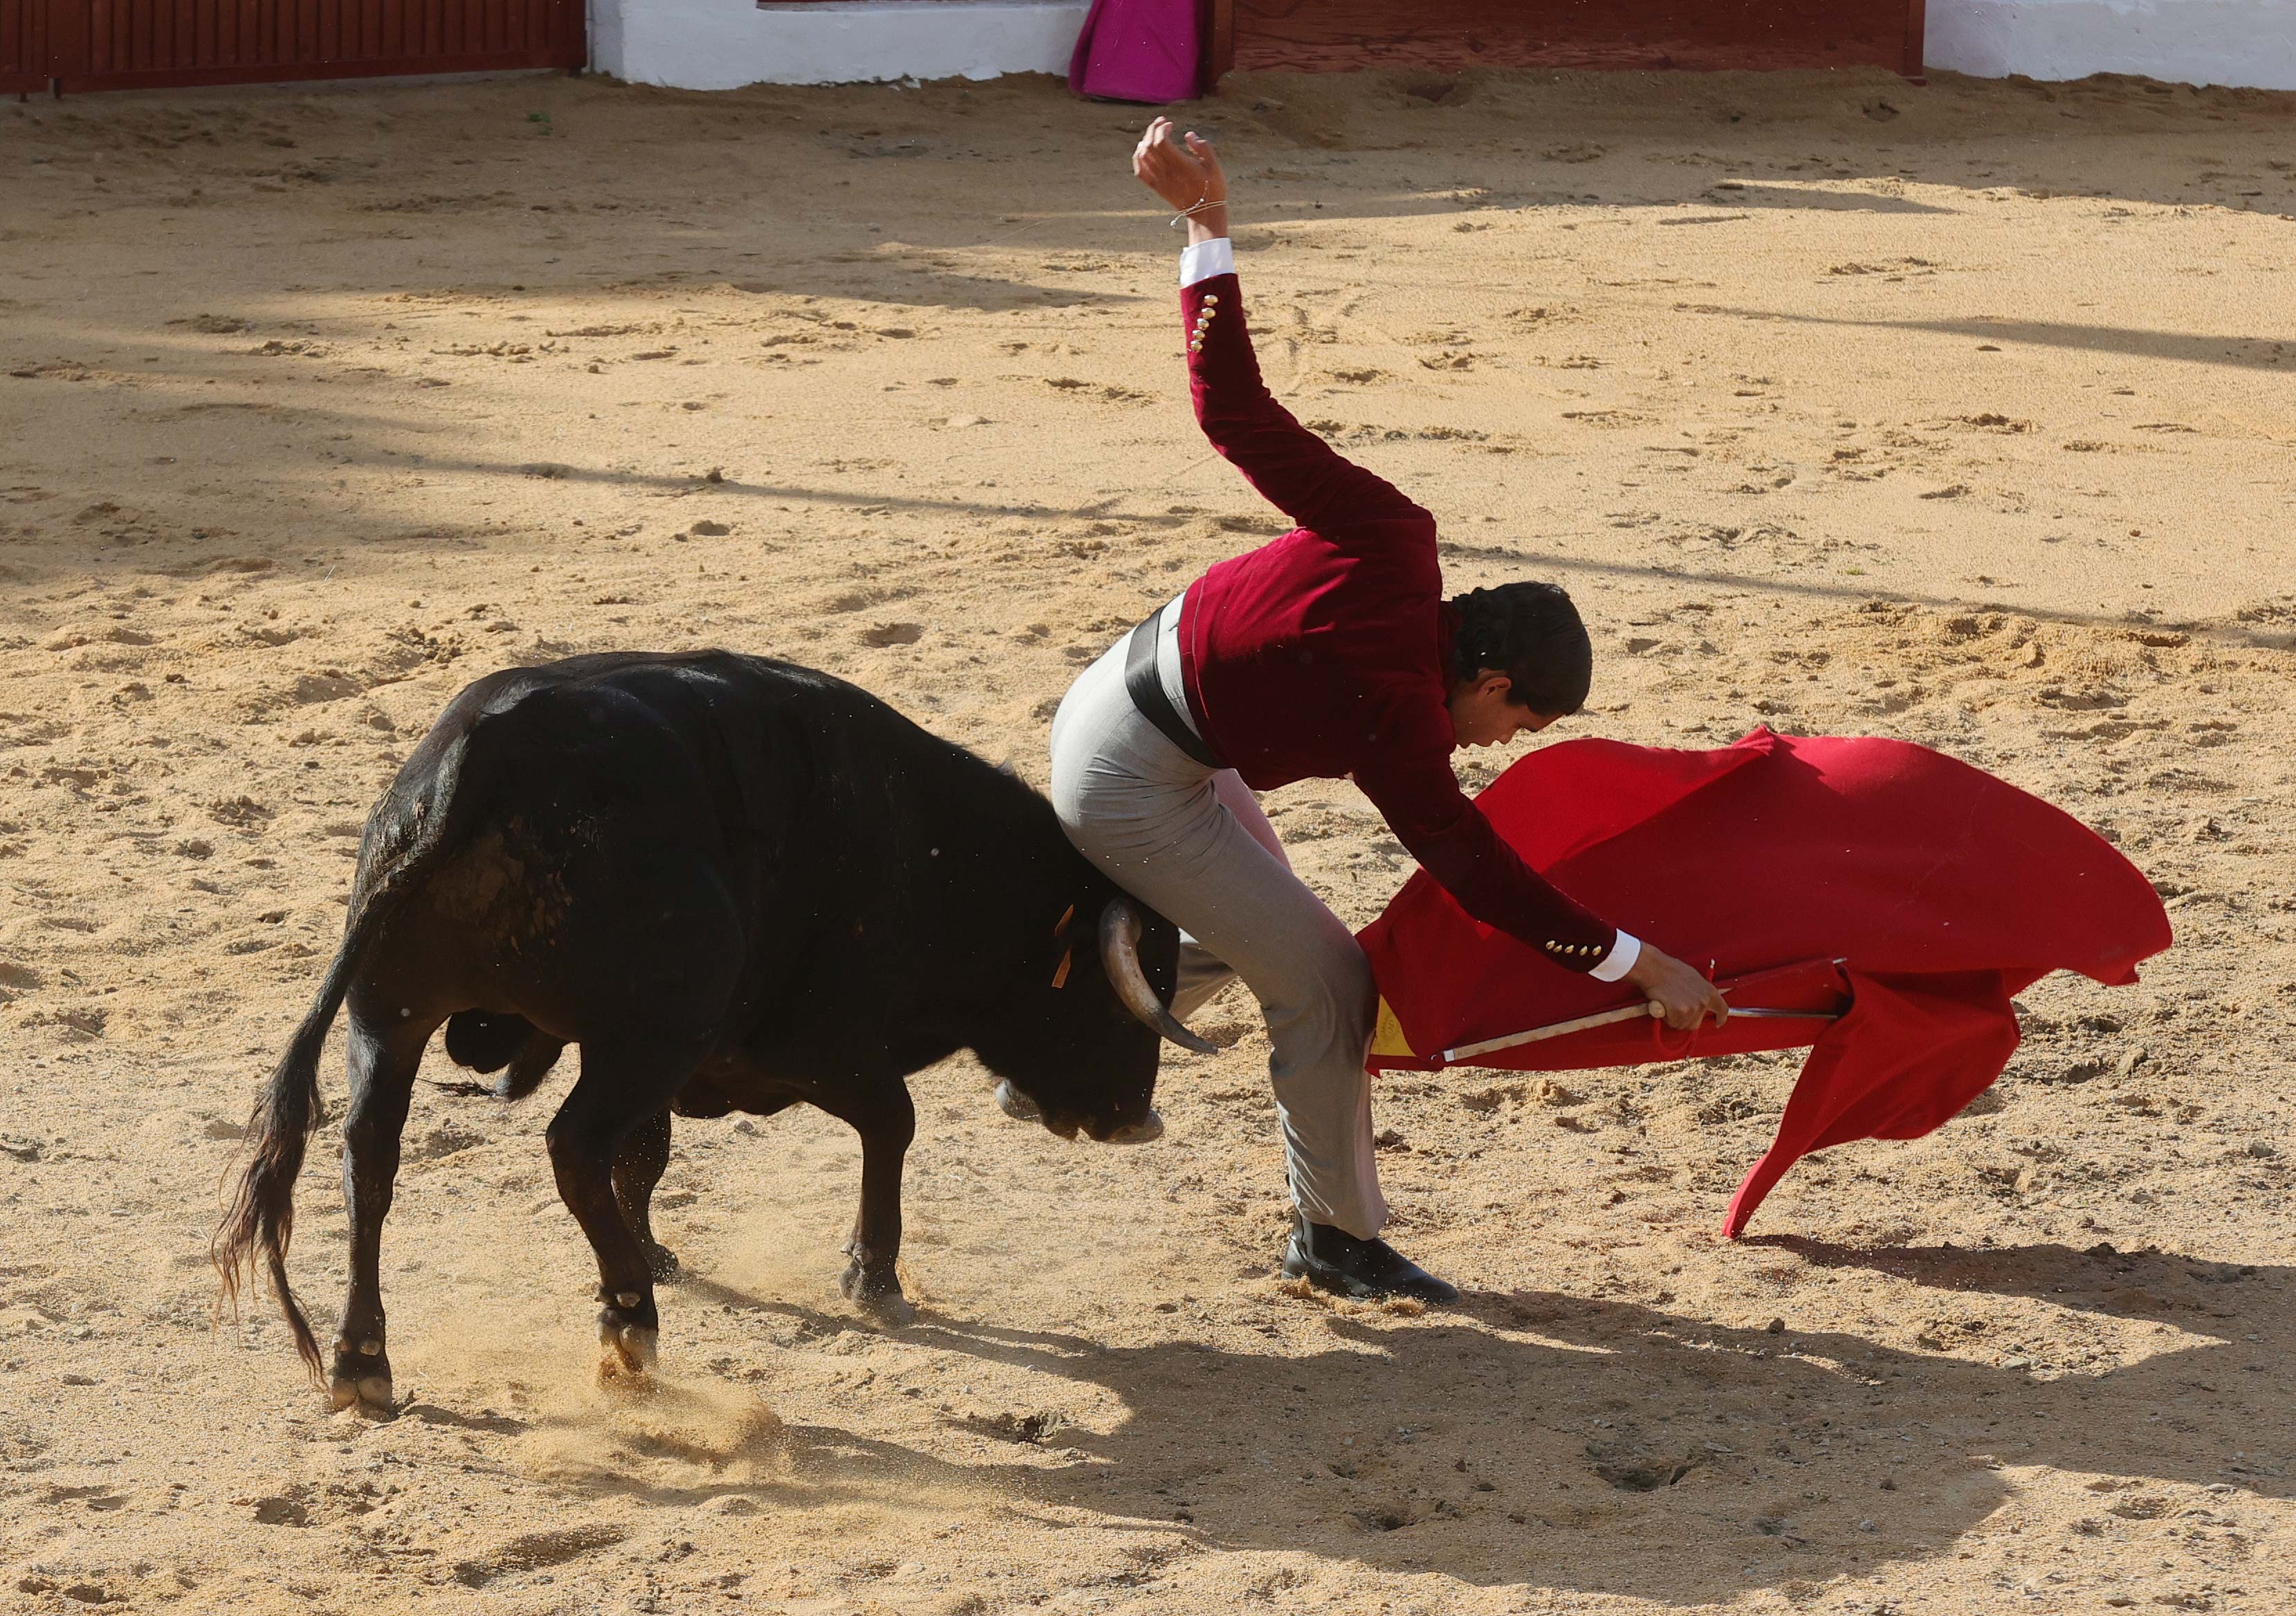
[327,1341,395,1415]
[643,1241,683,1285]
[328,1350,394,1414]
[840,1260,915,1328]
[596,1319,659,1388]
[328,1372,396,1414]
[594,1287,660,1388]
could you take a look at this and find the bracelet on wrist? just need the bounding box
[1169,193,1227,228]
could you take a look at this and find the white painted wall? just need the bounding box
[1927,0,2296,91]
[591,0,1090,91]
[589,0,2296,97]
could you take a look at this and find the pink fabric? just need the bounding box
[1358,728,2173,1235]
[1068,0,1202,103]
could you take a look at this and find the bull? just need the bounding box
[214,652,1210,1410]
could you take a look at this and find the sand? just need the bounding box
[1,60,2293,1615]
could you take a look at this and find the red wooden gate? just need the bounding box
[6,0,582,93]
[1206,0,1925,83]
[3,0,49,92]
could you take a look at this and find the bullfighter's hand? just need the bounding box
[1133,116,1228,219]
[1625,944,1730,1032]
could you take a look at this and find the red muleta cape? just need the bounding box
[1357,728,2172,1236]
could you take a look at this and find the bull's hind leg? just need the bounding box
[817,1081,917,1327]
[547,1046,699,1384]
[611,1108,681,1283]
[331,1013,433,1414]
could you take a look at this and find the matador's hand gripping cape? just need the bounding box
[1357,728,2172,1236]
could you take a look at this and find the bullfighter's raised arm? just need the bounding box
[1132,118,1426,539]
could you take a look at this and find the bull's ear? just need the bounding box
[1047,902,1081,988]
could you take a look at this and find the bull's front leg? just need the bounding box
[822,1081,917,1327]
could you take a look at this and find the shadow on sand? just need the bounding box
[529,1240,2293,1606]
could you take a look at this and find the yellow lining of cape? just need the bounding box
[1368,996,1414,1060]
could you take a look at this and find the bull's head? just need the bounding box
[977,894,1209,1146]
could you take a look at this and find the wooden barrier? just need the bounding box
[6,0,583,94]
[1207,0,1925,85]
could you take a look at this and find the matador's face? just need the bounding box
[1448,671,1561,750]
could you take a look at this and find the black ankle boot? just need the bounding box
[1283,1216,1458,1304]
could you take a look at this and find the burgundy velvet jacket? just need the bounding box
[1173,268,1622,973]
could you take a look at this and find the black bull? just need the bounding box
[215,652,1211,1410]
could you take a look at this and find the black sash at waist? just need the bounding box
[1123,603,1221,771]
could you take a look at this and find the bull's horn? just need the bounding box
[1099,900,1218,1056]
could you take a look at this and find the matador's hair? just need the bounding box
[1447,581,1593,717]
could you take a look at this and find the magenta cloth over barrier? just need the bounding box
[1068,0,1202,103]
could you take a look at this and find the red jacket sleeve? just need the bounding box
[1183,272,1426,536]
[1354,733,1624,975]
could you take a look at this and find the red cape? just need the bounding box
[1357,728,2171,1235]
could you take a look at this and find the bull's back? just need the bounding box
[358,652,978,1043]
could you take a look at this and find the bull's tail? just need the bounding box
[212,950,359,1377]
[214,724,488,1380]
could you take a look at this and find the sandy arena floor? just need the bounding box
[1,61,2293,1616]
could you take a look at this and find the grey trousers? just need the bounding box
[1049,636,1388,1238]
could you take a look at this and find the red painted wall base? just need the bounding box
[1210,0,1925,86]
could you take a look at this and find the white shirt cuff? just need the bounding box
[1179,237,1235,288]
[1588,930,1642,984]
